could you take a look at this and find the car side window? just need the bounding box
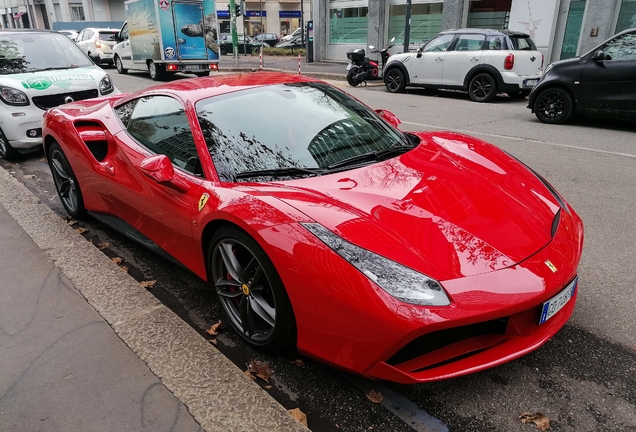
[453,34,486,51]
[423,34,456,53]
[121,24,129,40]
[485,36,504,50]
[602,33,636,61]
[84,30,94,41]
[77,30,84,41]
[116,96,203,177]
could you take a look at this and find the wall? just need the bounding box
[508,0,560,63]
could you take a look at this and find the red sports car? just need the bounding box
[43,73,583,384]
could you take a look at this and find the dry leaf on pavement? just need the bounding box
[96,242,109,250]
[366,390,384,403]
[75,227,88,234]
[119,266,128,273]
[288,408,308,427]
[66,220,78,226]
[206,321,223,336]
[111,257,123,265]
[23,174,35,179]
[140,280,156,289]
[38,158,45,162]
[290,359,304,367]
[247,360,274,382]
[208,338,217,345]
[243,370,256,381]
[520,412,551,431]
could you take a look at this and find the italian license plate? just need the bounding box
[539,277,578,324]
[523,78,539,87]
[346,64,352,71]
[184,64,201,70]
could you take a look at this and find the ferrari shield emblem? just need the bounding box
[544,260,558,273]
[198,193,209,212]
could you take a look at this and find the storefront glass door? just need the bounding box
[560,0,586,60]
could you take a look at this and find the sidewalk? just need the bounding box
[218,54,348,81]
[0,167,308,431]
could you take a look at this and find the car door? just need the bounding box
[106,95,205,267]
[442,33,485,86]
[579,31,636,117]
[117,23,133,68]
[75,30,87,53]
[410,33,456,85]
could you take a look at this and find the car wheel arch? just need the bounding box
[529,84,577,113]
[463,65,503,90]
[384,62,411,86]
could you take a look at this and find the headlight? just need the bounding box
[99,75,114,95]
[302,223,450,306]
[0,86,30,106]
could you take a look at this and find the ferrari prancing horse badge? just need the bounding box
[198,193,209,212]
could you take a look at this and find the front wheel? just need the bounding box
[0,128,20,161]
[208,226,296,351]
[469,73,497,102]
[347,67,361,87]
[384,68,406,93]
[114,56,127,74]
[534,87,573,124]
[148,61,165,81]
[220,46,228,55]
[48,142,87,219]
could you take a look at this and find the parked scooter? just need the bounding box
[346,38,395,87]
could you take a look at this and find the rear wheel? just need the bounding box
[0,128,20,161]
[220,46,228,55]
[208,226,296,351]
[534,87,573,124]
[347,67,361,87]
[469,73,497,102]
[385,68,406,93]
[115,56,127,74]
[48,141,87,219]
[148,61,165,81]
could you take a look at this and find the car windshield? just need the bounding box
[0,32,92,75]
[196,82,411,182]
[509,35,537,50]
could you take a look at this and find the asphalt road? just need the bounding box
[3,67,635,432]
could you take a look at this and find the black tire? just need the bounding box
[346,69,360,87]
[507,90,531,99]
[384,68,406,93]
[469,73,497,102]
[220,46,228,55]
[114,55,127,74]
[208,226,296,351]
[194,72,209,78]
[0,128,20,161]
[534,87,574,124]
[148,61,165,81]
[48,141,87,219]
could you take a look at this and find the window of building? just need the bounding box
[387,2,443,46]
[616,0,636,33]
[70,5,85,22]
[329,7,368,44]
[467,0,511,30]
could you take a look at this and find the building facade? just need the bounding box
[311,0,636,64]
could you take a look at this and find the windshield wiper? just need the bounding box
[30,66,79,72]
[235,166,326,180]
[326,143,417,170]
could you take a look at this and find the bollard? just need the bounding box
[298,53,301,75]
[259,46,263,72]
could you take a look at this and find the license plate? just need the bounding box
[539,277,578,324]
[346,64,352,71]
[523,78,539,87]
[184,64,201,70]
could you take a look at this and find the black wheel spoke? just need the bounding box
[215,278,243,298]
[251,292,276,327]
[52,158,71,181]
[218,242,243,281]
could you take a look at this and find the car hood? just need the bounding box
[0,66,109,96]
[253,132,561,281]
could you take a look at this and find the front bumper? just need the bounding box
[500,71,542,92]
[0,106,45,150]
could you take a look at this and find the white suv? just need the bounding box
[383,29,543,102]
[75,28,119,66]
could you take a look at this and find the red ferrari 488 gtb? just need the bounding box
[43,73,583,384]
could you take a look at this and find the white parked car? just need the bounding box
[383,29,543,102]
[58,29,79,41]
[0,29,118,160]
[75,27,119,66]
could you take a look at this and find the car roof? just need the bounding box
[0,29,60,35]
[82,28,118,32]
[440,28,532,38]
[120,72,322,104]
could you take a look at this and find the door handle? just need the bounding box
[435,57,444,62]
[97,163,115,176]
[470,57,479,62]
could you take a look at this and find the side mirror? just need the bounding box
[390,37,396,43]
[114,34,123,43]
[140,154,190,192]
[416,47,423,58]
[375,109,401,128]
[591,49,607,61]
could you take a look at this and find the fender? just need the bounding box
[463,64,505,90]
[383,61,411,85]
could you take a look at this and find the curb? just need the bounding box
[0,166,309,432]
[220,66,347,82]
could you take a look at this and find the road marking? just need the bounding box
[344,375,449,432]
[402,121,636,160]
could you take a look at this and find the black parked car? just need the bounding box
[275,36,306,49]
[218,33,264,55]
[528,27,636,124]
[252,33,280,47]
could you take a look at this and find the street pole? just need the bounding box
[259,0,262,34]
[229,0,239,65]
[300,0,304,49]
[403,0,412,53]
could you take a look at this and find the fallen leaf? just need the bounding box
[366,390,384,403]
[66,220,78,226]
[288,408,308,427]
[96,242,109,250]
[208,339,217,345]
[39,158,45,162]
[290,359,304,367]
[206,321,223,336]
[111,257,123,265]
[247,360,274,382]
[265,385,271,389]
[243,370,256,381]
[520,412,551,431]
[75,227,88,234]
[23,174,35,179]
[140,280,156,289]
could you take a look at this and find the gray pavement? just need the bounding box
[0,165,308,431]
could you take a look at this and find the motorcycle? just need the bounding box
[346,38,395,87]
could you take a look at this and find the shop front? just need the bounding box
[280,10,301,37]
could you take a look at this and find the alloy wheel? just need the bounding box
[471,77,491,99]
[537,91,567,122]
[211,239,277,344]
[50,149,80,214]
